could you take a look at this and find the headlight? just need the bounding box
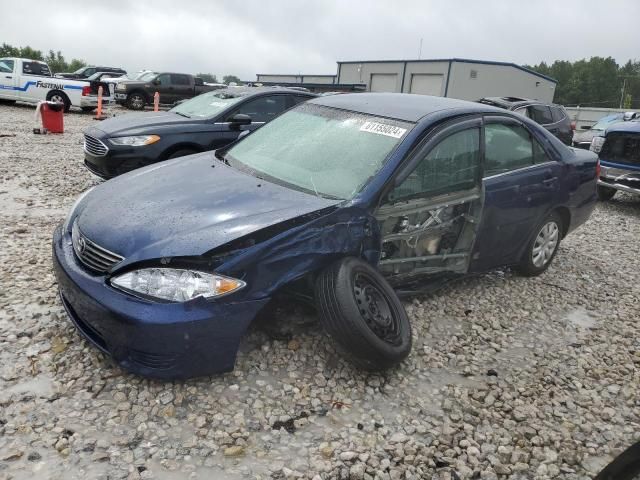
[111,268,246,302]
[63,187,94,232]
[110,135,160,146]
[590,136,605,153]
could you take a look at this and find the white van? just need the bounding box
[0,57,113,112]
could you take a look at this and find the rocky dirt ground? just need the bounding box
[0,102,638,480]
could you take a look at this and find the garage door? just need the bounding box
[370,74,398,92]
[410,74,443,96]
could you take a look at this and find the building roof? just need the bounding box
[336,58,557,84]
[256,74,336,78]
[310,92,503,122]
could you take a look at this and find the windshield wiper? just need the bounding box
[173,111,190,118]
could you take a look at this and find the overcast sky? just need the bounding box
[1,0,638,79]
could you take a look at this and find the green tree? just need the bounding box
[223,75,241,85]
[197,73,218,83]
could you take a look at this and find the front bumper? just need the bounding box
[83,142,162,179]
[599,163,640,195]
[80,96,114,107]
[52,225,269,379]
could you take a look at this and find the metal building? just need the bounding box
[255,74,336,84]
[336,58,557,102]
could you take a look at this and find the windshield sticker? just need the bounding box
[359,122,407,138]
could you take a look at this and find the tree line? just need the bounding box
[0,43,243,84]
[0,43,86,74]
[525,56,640,109]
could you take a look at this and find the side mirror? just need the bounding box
[228,113,252,128]
[152,79,160,85]
[581,125,591,130]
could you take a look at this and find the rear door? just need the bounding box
[170,74,193,101]
[0,59,17,99]
[471,116,562,271]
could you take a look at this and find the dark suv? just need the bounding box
[55,66,127,80]
[478,97,573,145]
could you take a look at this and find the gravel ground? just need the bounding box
[0,102,638,480]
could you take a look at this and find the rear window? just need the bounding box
[22,61,51,77]
[550,106,566,123]
[530,105,554,125]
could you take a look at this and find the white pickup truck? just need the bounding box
[0,57,113,112]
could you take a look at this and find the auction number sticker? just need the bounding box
[359,121,407,138]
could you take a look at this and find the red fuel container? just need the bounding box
[40,101,64,133]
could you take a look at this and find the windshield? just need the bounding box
[226,103,412,200]
[138,72,157,81]
[170,90,248,118]
[592,115,622,131]
[133,72,157,82]
[73,66,87,74]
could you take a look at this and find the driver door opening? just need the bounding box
[374,121,484,285]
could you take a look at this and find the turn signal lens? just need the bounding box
[111,268,245,302]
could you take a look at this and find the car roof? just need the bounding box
[478,96,544,109]
[310,93,503,122]
[209,86,317,97]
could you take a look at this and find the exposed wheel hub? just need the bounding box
[353,273,401,345]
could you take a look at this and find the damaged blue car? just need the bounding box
[52,93,599,379]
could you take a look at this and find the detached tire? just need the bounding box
[315,257,412,370]
[46,90,70,113]
[517,211,563,277]
[597,185,616,201]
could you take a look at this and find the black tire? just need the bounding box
[315,257,412,370]
[81,106,95,113]
[597,185,616,201]
[126,92,147,110]
[46,90,71,113]
[166,149,198,160]
[517,211,563,277]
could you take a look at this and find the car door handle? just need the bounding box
[4,75,11,79]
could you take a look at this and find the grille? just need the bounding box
[72,220,123,273]
[84,134,108,157]
[602,133,640,165]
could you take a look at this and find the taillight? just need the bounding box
[81,86,91,96]
[596,158,601,178]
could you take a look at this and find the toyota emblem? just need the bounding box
[77,236,86,255]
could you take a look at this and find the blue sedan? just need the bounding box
[52,93,599,379]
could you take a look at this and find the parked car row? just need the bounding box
[0,57,227,112]
[51,90,600,379]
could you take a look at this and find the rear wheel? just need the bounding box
[517,211,562,277]
[597,185,616,201]
[46,90,70,113]
[315,257,412,370]
[126,92,147,110]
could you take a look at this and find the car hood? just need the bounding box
[87,111,200,136]
[606,121,640,134]
[76,153,338,265]
[573,129,600,144]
